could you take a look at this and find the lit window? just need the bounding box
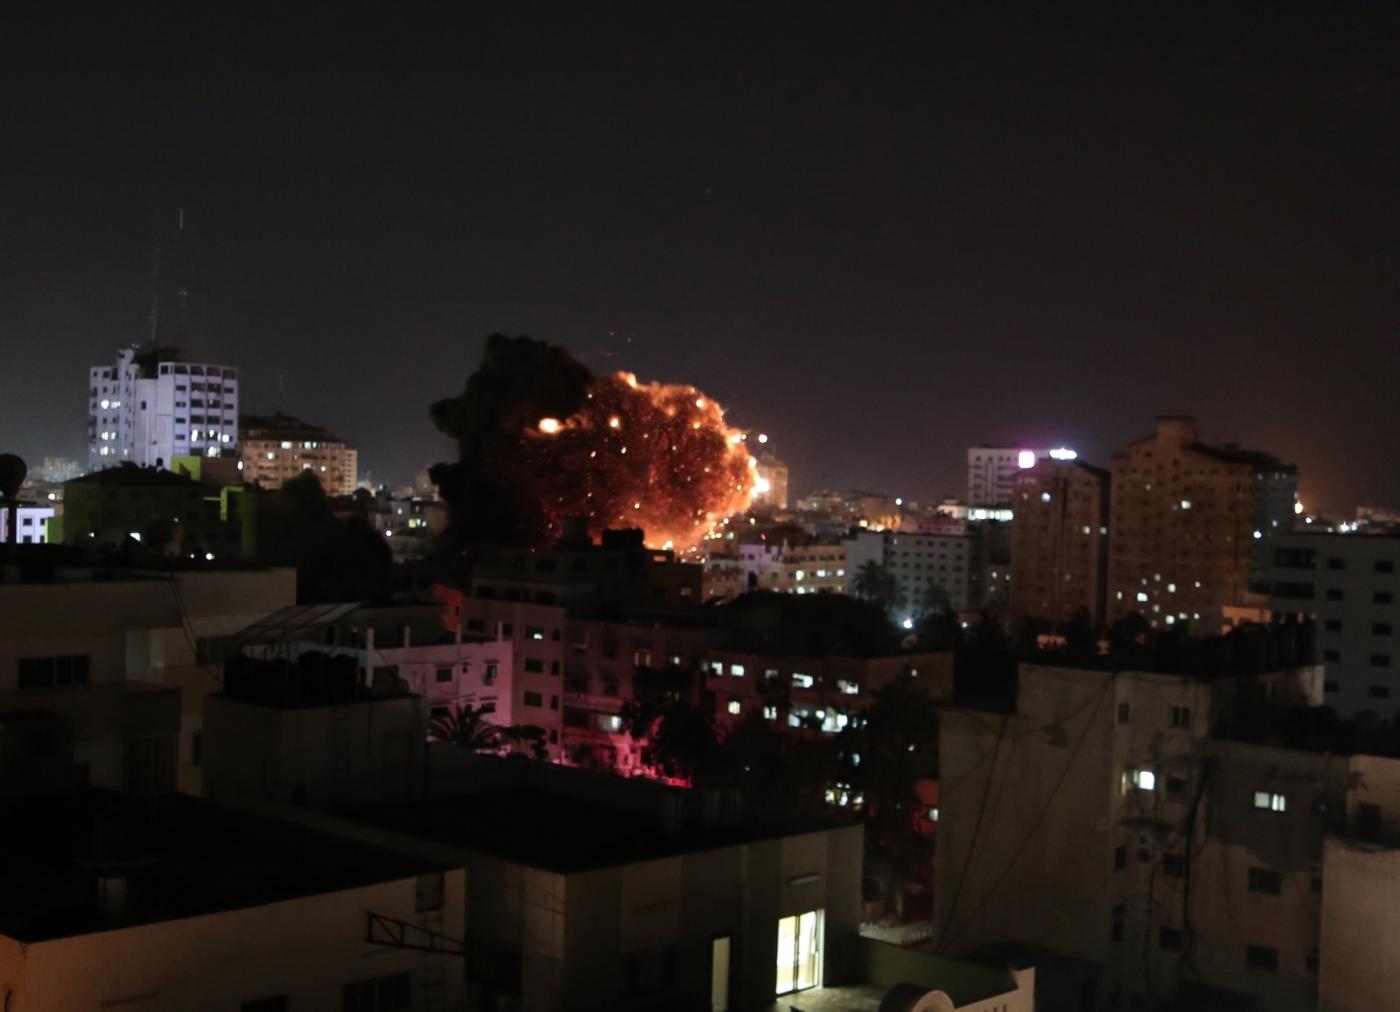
[763,705,778,720]
[792,672,814,688]
[1253,791,1287,812]
[1180,499,1192,510]
[1123,768,1156,793]
[266,452,275,460]
[1040,492,1051,502]
[726,700,741,716]
[1136,592,1149,603]
[730,664,745,677]
[280,441,293,449]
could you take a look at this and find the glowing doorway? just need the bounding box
[775,910,821,996]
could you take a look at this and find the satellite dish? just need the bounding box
[0,454,26,500]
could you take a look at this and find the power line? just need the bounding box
[939,673,1116,953]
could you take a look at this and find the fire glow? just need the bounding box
[522,371,757,549]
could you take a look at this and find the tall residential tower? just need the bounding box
[88,346,240,471]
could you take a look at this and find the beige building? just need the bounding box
[302,757,864,1012]
[936,651,1332,1011]
[1009,460,1110,625]
[1107,416,1297,630]
[0,790,463,1012]
[240,413,359,496]
[0,565,295,795]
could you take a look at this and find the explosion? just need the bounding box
[524,371,755,549]
[430,336,758,550]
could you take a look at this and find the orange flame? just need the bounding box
[522,371,756,549]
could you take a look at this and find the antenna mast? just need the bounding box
[175,208,189,354]
[148,242,161,347]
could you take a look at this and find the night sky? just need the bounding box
[4,5,1398,512]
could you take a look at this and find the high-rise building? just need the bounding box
[845,527,979,617]
[967,445,1078,508]
[752,450,790,510]
[1107,417,1297,629]
[239,414,359,496]
[1270,531,1400,716]
[1010,460,1110,625]
[88,346,240,470]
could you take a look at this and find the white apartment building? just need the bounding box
[0,504,55,544]
[846,529,978,617]
[1271,532,1400,717]
[968,445,1077,508]
[707,540,848,599]
[88,346,240,470]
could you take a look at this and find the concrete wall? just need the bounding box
[203,694,427,807]
[5,870,464,1012]
[1320,837,1400,1012]
[859,938,1034,1012]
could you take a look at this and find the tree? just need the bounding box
[915,582,950,617]
[851,560,902,614]
[955,610,1018,708]
[256,472,392,603]
[621,665,728,785]
[836,675,941,920]
[430,703,547,759]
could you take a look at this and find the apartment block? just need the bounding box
[704,650,953,736]
[846,528,979,616]
[1270,532,1400,716]
[936,646,1334,1011]
[1010,460,1110,624]
[88,346,239,470]
[239,413,359,496]
[1108,416,1297,630]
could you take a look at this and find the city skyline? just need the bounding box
[5,6,1399,512]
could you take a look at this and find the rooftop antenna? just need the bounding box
[174,208,189,354]
[148,241,161,347]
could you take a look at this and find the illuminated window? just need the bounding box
[1122,768,1155,793]
[763,705,778,720]
[730,663,745,677]
[792,672,814,688]
[1253,791,1287,812]
[726,700,741,716]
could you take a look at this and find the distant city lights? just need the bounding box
[1047,447,1078,461]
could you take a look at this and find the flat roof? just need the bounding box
[0,791,449,943]
[353,787,859,874]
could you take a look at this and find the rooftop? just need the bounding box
[0,790,448,943]
[66,465,203,489]
[353,782,858,874]
[240,413,345,443]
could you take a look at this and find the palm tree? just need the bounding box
[431,703,549,759]
[429,703,504,750]
[916,583,950,617]
[852,560,900,613]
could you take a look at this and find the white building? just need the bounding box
[0,504,55,544]
[1271,532,1400,717]
[88,346,240,471]
[846,529,978,617]
[967,445,1077,509]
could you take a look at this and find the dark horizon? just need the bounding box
[4,5,1398,512]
